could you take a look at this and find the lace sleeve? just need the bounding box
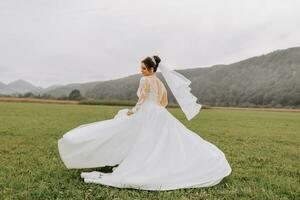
[160,85,168,107]
[130,77,150,113]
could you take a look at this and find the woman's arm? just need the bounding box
[127,77,150,115]
[160,88,168,107]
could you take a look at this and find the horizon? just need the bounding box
[1,45,299,88]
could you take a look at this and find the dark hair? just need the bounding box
[142,55,161,72]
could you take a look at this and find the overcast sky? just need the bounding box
[0,0,299,88]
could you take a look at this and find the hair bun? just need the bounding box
[153,55,161,67]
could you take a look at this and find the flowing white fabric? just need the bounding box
[57,74,231,191]
[158,62,201,120]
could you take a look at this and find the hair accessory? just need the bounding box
[150,56,156,65]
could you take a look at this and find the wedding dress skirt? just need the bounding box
[58,101,231,191]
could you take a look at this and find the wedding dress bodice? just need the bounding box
[130,73,168,113]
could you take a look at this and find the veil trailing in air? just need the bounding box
[158,62,202,120]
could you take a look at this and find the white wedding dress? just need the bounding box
[57,73,231,191]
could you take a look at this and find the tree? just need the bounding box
[23,92,35,98]
[68,89,82,100]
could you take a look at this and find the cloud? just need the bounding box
[0,0,299,87]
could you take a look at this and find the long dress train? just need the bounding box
[57,73,231,191]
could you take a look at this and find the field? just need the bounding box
[0,102,299,199]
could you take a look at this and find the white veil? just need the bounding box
[158,61,202,120]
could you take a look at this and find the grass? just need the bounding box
[0,102,299,200]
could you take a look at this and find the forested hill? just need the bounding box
[84,47,299,108]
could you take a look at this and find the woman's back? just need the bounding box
[138,74,168,107]
[145,74,168,107]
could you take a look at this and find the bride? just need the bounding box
[57,55,231,191]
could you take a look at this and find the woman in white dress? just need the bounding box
[57,55,231,191]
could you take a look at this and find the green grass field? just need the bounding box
[0,102,299,200]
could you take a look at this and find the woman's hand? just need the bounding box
[127,110,134,116]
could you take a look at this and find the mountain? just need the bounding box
[44,84,64,92]
[85,46,300,107]
[44,81,103,97]
[0,81,13,95]
[7,79,41,93]
[187,47,300,107]
[0,79,43,95]
[1,46,299,107]
[0,78,102,97]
